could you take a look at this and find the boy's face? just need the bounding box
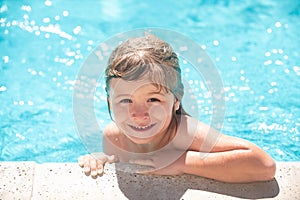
[108,78,179,144]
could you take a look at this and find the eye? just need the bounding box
[148,98,160,102]
[120,99,132,103]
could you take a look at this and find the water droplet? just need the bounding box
[16,133,26,140]
[259,106,268,111]
[45,0,52,6]
[23,14,29,20]
[3,55,9,63]
[63,10,69,17]
[35,30,40,36]
[265,52,271,57]
[213,40,219,46]
[275,60,283,65]
[264,60,272,66]
[31,70,37,75]
[270,82,277,86]
[293,66,300,76]
[21,5,31,12]
[73,26,81,35]
[275,21,281,28]
[43,17,50,23]
[0,86,7,92]
[0,4,8,12]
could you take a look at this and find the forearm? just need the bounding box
[182,149,276,183]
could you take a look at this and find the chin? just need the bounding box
[128,136,153,144]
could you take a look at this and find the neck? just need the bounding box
[136,124,177,153]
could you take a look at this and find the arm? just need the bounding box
[182,134,276,183]
[133,117,276,183]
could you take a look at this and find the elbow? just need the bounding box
[260,158,276,181]
[248,148,276,182]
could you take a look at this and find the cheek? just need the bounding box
[111,104,129,122]
[149,104,173,120]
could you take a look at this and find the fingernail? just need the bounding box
[91,170,97,176]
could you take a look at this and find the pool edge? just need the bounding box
[1,161,299,199]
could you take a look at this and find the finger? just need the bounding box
[107,155,118,163]
[129,159,154,167]
[83,156,91,173]
[90,159,98,177]
[78,156,85,167]
[97,160,104,175]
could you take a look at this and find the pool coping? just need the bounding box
[0,161,299,199]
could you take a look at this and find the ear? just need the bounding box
[174,100,180,111]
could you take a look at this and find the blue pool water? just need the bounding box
[0,0,299,162]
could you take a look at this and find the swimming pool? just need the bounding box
[0,0,299,163]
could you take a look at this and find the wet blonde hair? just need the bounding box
[105,34,188,118]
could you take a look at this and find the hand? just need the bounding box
[129,150,186,176]
[78,152,118,177]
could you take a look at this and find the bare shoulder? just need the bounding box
[176,115,211,138]
[103,122,121,138]
[103,122,131,157]
[172,115,200,149]
[172,115,223,151]
[103,122,123,148]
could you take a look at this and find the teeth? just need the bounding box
[131,124,153,130]
[134,125,151,130]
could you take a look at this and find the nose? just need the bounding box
[129,103,150,124]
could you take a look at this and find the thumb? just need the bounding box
[107,154,118,163]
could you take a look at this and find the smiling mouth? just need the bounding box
[128,123,156,132]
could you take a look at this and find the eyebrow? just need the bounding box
[114,91,165,99]
[148,91,165,96]
[114,94,130,99]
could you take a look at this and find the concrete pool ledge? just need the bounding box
[0,162,299,199]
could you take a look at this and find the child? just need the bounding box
[78,34,276,183]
